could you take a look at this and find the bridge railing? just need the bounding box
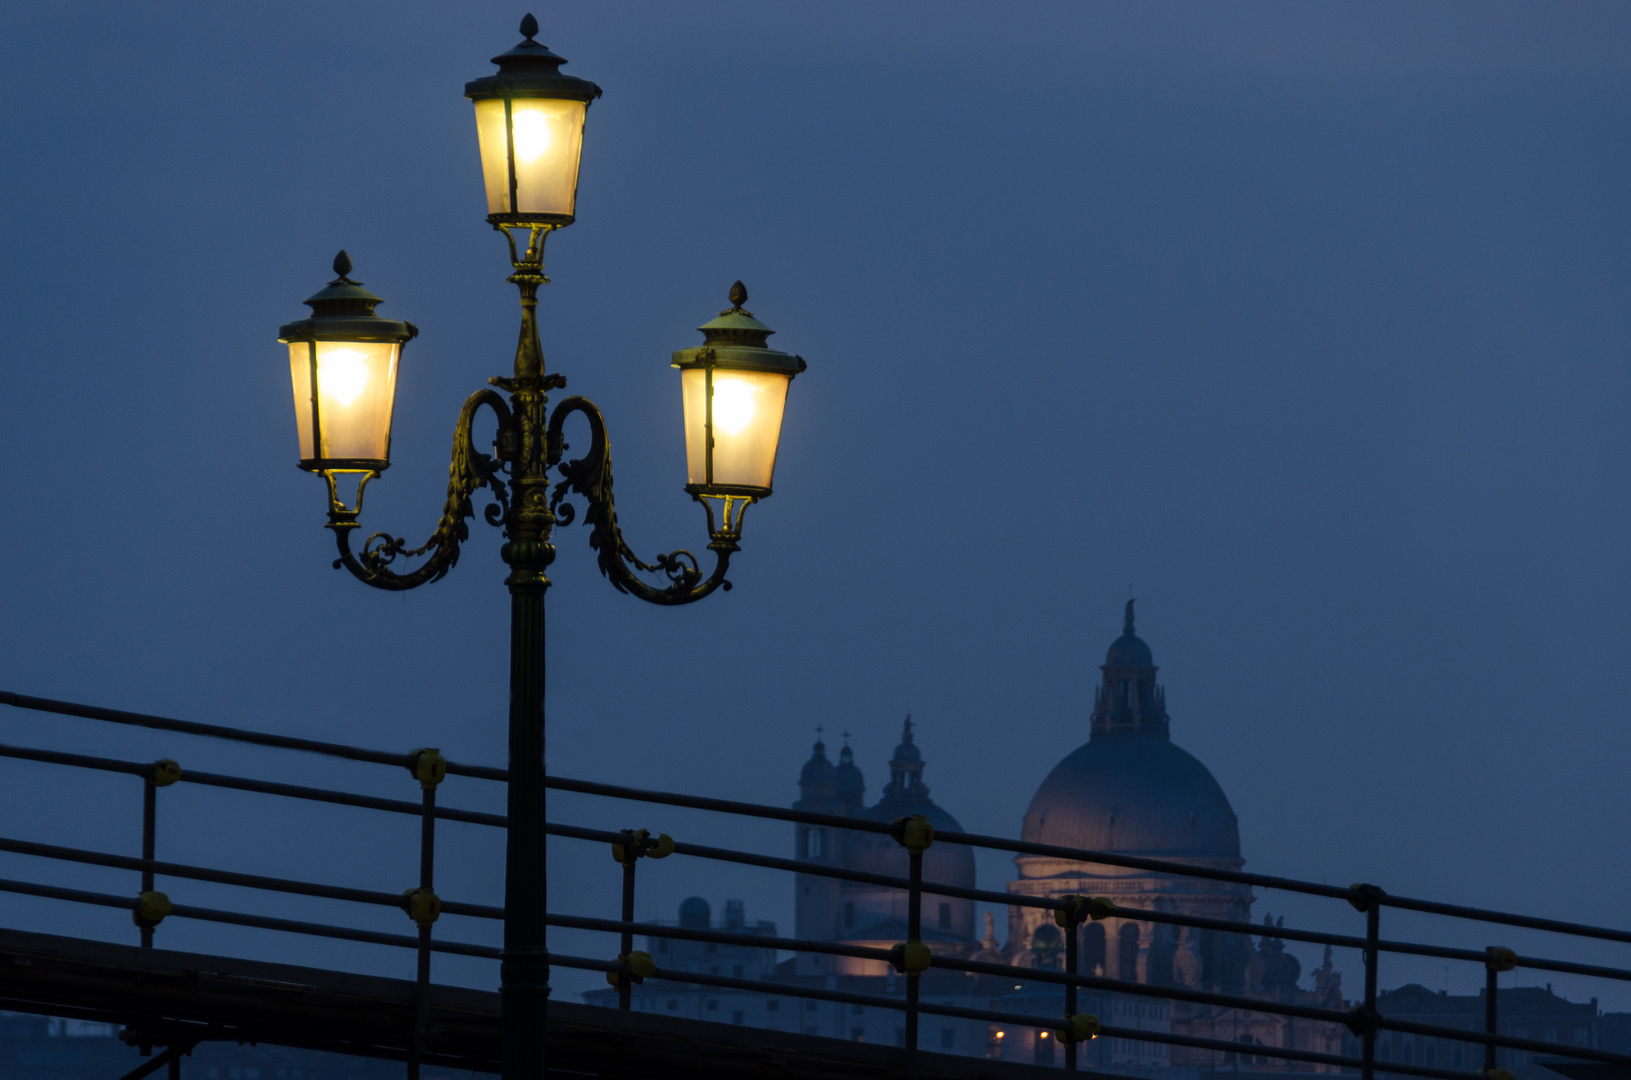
[0,689,1627,1080]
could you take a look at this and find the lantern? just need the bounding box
[672,282,806,499]
[278,251,416,475]
[465,14,601,227]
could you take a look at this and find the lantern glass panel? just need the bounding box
[473,97,588,218]
[287,340,401,463]
[680,367,790,491]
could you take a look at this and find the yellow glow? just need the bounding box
[712,378,759,435]
[512,108,552,163]
[321,348,370,406]
[995,1031,1006,1039]
[1039,1033,1050,1040]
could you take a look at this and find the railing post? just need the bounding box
[906,847,922,1075]
[619,833,638,1012]
[406,749,446,1080]
[140,776,156,950]
[609,829,669,1008]
[1064,917,1078,1072]
[1347,884,1384,1080]
[1484,946,1516,1073]
[888,814,933,1079]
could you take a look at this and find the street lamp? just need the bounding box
[276,16,805,1080]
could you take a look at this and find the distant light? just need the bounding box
[1040,1032,1050,1040]
[995,1031,1006,1039]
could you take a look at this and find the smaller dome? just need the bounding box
[891,714,922,763]
[1105,633,1153,668]
[800,740,837,787]
[678,897,711,929]
[1105,599,1154,667]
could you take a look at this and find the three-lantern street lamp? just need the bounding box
[276,16,805,1080]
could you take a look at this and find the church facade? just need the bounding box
[586,604,1347,1074]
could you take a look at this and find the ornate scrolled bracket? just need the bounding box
[546,395,742,606]
[327,388,513,592]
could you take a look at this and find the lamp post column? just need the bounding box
[500,247,556,1080]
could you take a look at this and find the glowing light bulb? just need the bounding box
[322,349,369,407]
[712,378,758,435]
[512,109,552,164]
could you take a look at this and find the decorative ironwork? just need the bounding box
[315,222,754,606]
[547,396,737,606]
[326,388,512,591]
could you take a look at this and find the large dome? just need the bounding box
[1022,735,1240,857]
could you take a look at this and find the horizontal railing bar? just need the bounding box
[0,740,508,827]
[167,902,502,958]
[545,819,1071,912]
[0,691,503,781]
[0,742,151,778]
[0,875,501,958]
[1108,905,1631,983]
[1376,892,1631,949]
[0,836,413,913]
[182,769,507,829]
[547,912,895,963]
[546,774,896,834]
[937,826,1354,901]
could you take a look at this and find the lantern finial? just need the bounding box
[332,250,355,282]
[520,13,539,40]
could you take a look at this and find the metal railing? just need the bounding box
[1,688,1628,1080]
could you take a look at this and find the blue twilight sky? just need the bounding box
[2,0,1631,1010]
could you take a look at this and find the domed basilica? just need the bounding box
[793,601,1345,1069]
[591,603,1345,1072]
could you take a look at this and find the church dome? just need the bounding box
[1021,735,1239,857]
[1022,601,1240,859]
[1105,632,1153,668]
[798,738,837,801]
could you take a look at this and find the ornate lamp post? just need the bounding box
[277,15,805,1080]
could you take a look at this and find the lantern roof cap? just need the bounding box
[674,281,806,376]
[697,281,775,345]
[464,14,603,103]
[279,251,415,344]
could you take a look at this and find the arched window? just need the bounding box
[1403,1037,1415,1065]
[806,828,824,858]
[1425,1040,1437,1067]
[1117,923,1141,981]
[1082,922,1107,976]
